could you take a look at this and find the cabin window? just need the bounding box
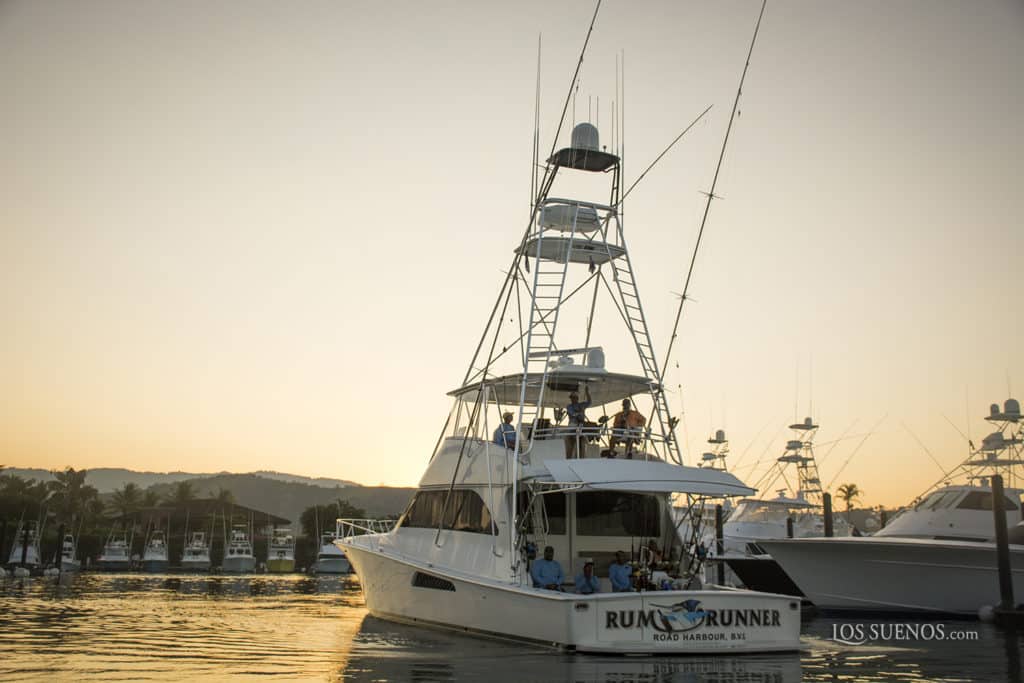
[916,490,960,510]
[544,492,567,535]
[575,492,661,537]
[516,491,566,535]
[400,489,495,534]
[955,491,1019,512]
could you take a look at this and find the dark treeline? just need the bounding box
[0,466,398,570]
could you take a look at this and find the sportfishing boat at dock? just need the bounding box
[181,531,212,572]
[96,526,133,572]
[222,525,256,573]
[314,532,350,574]
[718,418,850,596]
[59,533,80,573]
[267,527,295,573]
[763,398,1024,614]
[338,109,800,652]
[142,528,170,572]
[7,520,42,570]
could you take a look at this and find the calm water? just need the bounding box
[1,573,1021,682]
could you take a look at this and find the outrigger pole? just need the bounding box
[659,0,768,386]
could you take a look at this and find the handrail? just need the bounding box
[335,518,394,540]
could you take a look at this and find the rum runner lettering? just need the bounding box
[606,607,782,633]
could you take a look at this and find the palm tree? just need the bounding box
[47,467,99,524]
[110,482,142,521]
[215,487,235,505]
[167,481,197,506]
[836,483,863,525]
[141,489,160,509]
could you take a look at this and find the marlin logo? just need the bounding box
[649,599,707,632]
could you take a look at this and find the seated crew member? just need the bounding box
[609,551,633,592]
[530,545,564,590]
[608,398,646,458]
[574,559,600,594]
[564,386,592,459]
[645,539,664,566]
[493,411,517,449]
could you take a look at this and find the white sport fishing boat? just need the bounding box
[96,526,132,571]
[314,533,351,574]
[718,418,850,596]
[181,531,212,572]
[339,114,800,653]
[763,398,1024,614]
[267,527,295,573]
[222,525,256,573]
[59,533,80,573]
[7,520,42,569]
[142,528,170,572]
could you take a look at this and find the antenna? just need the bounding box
[659,0,768,387]
[530,34,541,217]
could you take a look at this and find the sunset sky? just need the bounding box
[2,0,1022,506]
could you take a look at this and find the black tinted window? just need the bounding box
[576,492,661,537]
[400,490,495,534]
[956,491,1019,511]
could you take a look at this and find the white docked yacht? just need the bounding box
[717,418,850,596]
[267,527,295,573]
[314,532,351,574]
[96,526,133,571]
[222,525,256,573]
[7,520,42,569]
[763,399,1024,614]
[338,119,800,653]
[142,528,170,572]
[181,531,212,572]
[59,533,80,573]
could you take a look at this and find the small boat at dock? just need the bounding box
[267,527,295,573]
[222,525,256,573]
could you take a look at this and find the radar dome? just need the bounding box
[715,429,726,442]
[571,122,599,151]
[990,403,1000,417]
[586,347,605,369]
[1004,398,1020,417]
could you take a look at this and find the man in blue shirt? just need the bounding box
[609,551,633,592]
[564,386,592,458]
[574,559,601,594]
[493,411,517,449]
[530,545,564,590]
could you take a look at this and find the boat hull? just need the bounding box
[266,558,295,573]
[180,559,211,572]
[315,557,352,574]
[762,537,1024,615]
[343,542,801,654]
[222,556,256,573]
[724,556,804,597]
[60,558,81,573]
[95,559,131,572]
[142,559,169,572]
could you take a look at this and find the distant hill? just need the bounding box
[250,470,357,489]
[144,473,413,524]
[5,467,356,494]
[7,467,207,493]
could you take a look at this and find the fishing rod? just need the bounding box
[658,0,768,390]
[616,105,713,206]
[826,414,888,489]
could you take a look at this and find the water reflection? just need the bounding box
[340,615,802,682]
[1,573,1020,681]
